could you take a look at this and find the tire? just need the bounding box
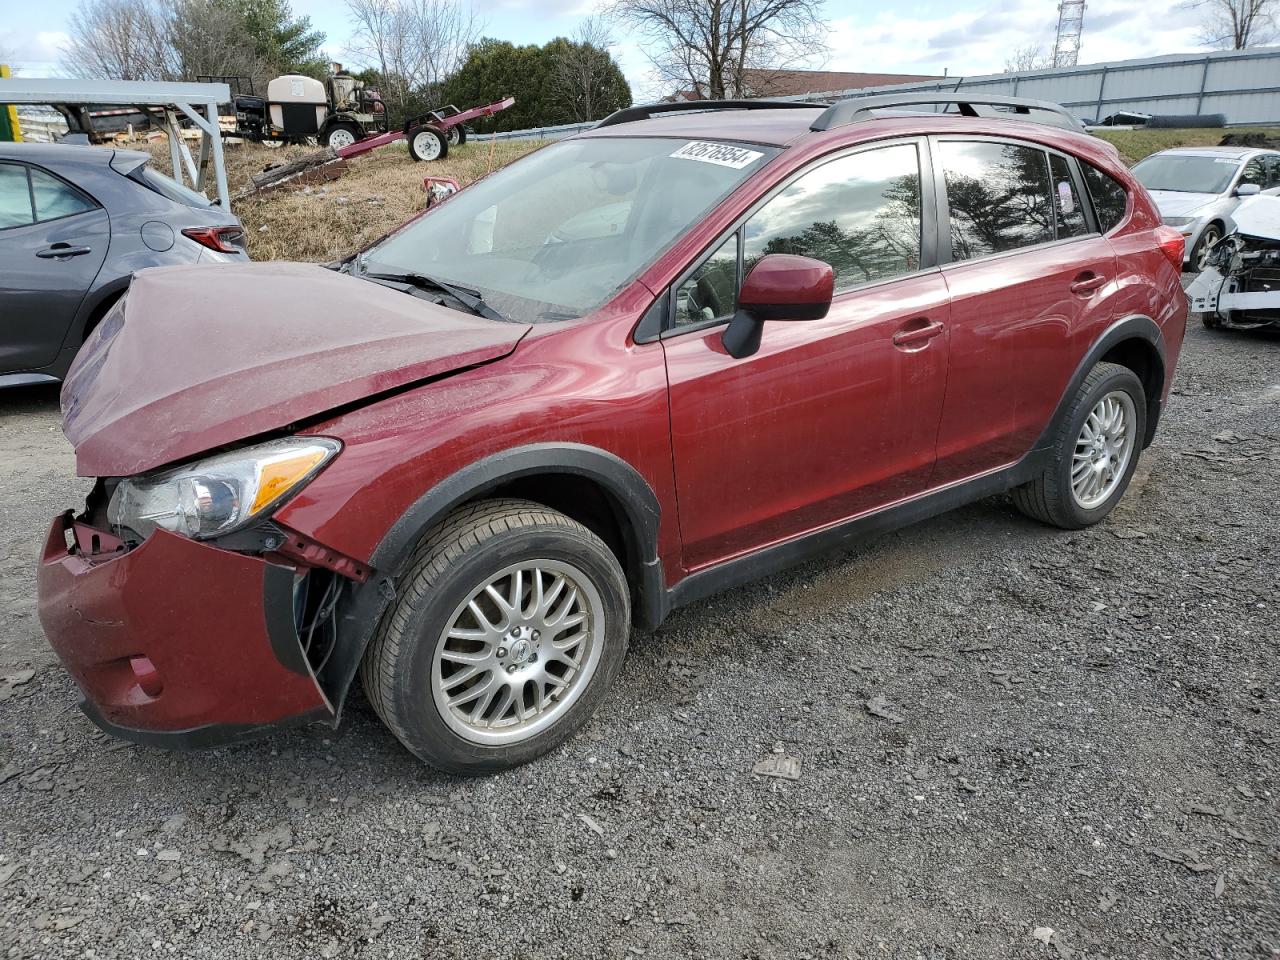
[360,498,630,774]
[1201,311,1222,329]
[1187,224,1221,273]
[446,124,467,147]
[1011,362,1147,530]
[407,126,448,162]
[323,123,360,150]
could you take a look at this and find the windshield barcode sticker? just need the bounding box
[670,141,764,169]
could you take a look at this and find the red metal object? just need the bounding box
[738,254,834,319]
[42,106,1187,748]
[335,96,516,159]
[37,513,330,738]
[61,261,530,477]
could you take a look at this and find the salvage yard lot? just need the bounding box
[0,134,1277,958]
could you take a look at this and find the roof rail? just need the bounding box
[811,94,1084,132]
[595,99,825,129]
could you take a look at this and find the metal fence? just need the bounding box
[475,45,1280,142]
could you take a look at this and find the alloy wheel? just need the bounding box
[431,560,603,746]
[1195,226,1220,272]
[1071,390,1135,509]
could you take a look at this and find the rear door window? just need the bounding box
[0,163,34,228]
[30,168,97,222]
[1080,163,1128,234]
[940,140,1054,260]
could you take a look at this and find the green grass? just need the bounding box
[1093,126,1280,166]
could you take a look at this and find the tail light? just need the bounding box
[1155,225,1186,270]
[182,226,246,254]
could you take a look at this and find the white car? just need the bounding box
[1131,146,1280,272]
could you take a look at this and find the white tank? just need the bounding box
[266,74,328,131]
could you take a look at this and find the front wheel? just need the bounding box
[407,126,448,162]
[1188,224,1220,273]
[1012,362,1147,529]
[360,499,630,774]
[446,124,467,147]
[323,123,360,150]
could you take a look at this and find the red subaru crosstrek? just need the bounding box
[38,95,1187,773]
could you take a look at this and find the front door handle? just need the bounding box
[892,318,945,349]
[36,244,92,259]
[1069,272,1108,296]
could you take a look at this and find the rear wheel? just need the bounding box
[1012,362,1146,529]
[408,126,448,162]
[361,499,630,774]
[446,125,467,147]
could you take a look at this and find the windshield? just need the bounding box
[364,136,778,322]
[1132,154,1240,194]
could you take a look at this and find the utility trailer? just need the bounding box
[335,96,515,162]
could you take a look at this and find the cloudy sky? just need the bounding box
[1,0,1213,98]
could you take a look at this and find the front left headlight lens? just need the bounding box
[107,437,341,541]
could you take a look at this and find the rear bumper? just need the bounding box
[37,512,332,748]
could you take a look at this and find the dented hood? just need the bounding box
[63,262,530,476]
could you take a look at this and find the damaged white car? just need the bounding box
[1186,194,1280,331]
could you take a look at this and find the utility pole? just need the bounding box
[1053,0,1086,68]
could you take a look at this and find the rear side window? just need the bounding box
[130,165,212,208]
[1050,154,1089,239]
[743,142,922,291]
[30,168,96,221]
[940,140,1053,260]
[1081,163,1128,233]
[0,164,34,228]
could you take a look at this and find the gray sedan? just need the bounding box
[1131,146,1280,272]
[0,142,248,388]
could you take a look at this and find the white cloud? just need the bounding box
[824,0,1207,77]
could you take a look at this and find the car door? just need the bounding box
[661,139,952,571]
[928,138,1118,486]
[0,161,109,374]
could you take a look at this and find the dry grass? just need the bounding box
[145,137,542,262]
[1093,125,1280,166]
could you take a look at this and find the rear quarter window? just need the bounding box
[1081,163,1128,234]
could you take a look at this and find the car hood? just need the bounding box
[1145,190,1221,218]
[62,261,531,476]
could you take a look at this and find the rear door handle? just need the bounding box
[892,319,945,348]
[1069,272,1108,296]
[36,244,92,259]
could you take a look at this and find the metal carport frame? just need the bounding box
[0,78,233,209]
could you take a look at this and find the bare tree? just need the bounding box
[62,0,177,80]
[549,15,629,122]
[610,0,828,100]
[168,0,269,85]
[1003,43,1053,73]
[346,0,481,119]
[1187,0,1277,48]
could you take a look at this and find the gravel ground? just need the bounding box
[0,317,1277,960]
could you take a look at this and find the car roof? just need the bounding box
[1146,146,1263,160]
[0,141,151,168]
[575,106,1122,170]
[576,106,825,147]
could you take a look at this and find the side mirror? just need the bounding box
[722,254,834,359]
[1235,183,1261,197]
[423,176,461,207]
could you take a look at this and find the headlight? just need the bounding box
[1162,216,1194,227]
[107,438,340,541]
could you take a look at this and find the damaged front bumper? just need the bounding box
[36,512,334,748]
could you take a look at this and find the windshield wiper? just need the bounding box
[362,265,510,323]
